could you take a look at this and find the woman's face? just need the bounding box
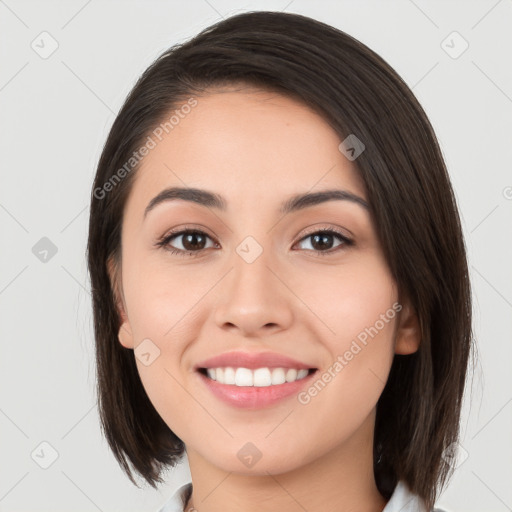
[109,87,419,475]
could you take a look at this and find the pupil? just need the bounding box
[183,232,205,250]
[312,233,333,250]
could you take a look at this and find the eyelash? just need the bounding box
[155,225,354,258]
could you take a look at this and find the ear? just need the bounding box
[394,299,421,355]
[107,256,134,350]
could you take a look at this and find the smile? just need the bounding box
[197,367,318,409]
[199,366,314,386]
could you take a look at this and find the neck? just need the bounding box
[183,412,388,512]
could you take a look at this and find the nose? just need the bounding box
[213,248,294,338]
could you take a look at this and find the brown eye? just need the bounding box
[156,229,217,256]
[295,228,353,256]
[177,231,209,251]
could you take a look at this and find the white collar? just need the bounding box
[158,480,446,512]
[383,480,427,511]
[157,482,191,512]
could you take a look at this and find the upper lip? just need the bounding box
[195,351,317,370]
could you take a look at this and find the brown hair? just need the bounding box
[86,11,474,510]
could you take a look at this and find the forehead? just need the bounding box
[124,88,367,221]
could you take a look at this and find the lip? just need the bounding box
[194,350,316,371]
[197,369,317,409]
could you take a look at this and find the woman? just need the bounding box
[87,11,473,512]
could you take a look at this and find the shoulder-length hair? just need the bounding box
[87,11,473,510]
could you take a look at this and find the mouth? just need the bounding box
[197,367,317,387]
[196,366,318,409]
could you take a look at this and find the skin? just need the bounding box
[108,86,421,512]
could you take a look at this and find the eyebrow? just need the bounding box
[143,186,369,219]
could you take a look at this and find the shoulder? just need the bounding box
[156,482,192,512]
[384,480,448,512]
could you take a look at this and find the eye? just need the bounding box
[293,227,354,256]
[155,227,218,257]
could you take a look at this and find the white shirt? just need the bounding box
[157,480,447,512]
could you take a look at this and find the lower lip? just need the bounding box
[197,370,317,409]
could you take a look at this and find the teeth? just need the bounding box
[235,368,253,386]
[271,368,286,385]
[285,368,297,382]
[224,367,236,384]
[204,367,311,386]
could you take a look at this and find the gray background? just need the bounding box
[1,0,511,511]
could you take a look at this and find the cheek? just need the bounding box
[122,249,210,342]
[292,266,397,454]
[121,257,213,418]
[299,256,398,400]
[301,255,398,343]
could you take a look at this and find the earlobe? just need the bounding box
[107,256,135,350]
[118,322,134,349]
[394,300,421,355]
